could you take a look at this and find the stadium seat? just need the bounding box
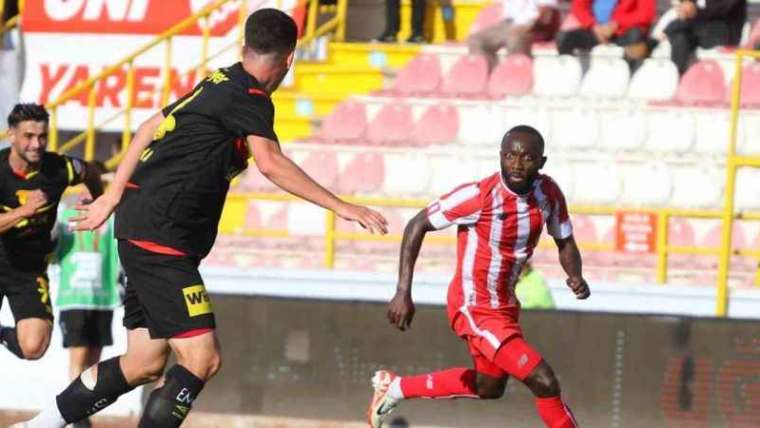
[244,202,262,230]
[429,156,481,196]
[551,108,598,150]
[570,214,598,244]
[299,150,339,188]
[412,104,459,145]
[738,111,760,155]
[579,57,630,98]
[533,55,582,97]
[675,60,726,105]
[599,109,646,152]
[337,152,385,195]
[467,3,503,37]
[735,169,760,211]
[365,102,415,146]
[239,168,278,192]
[667,217,697,268]
[572,163,622,205]
[287,202,326,236]
[317,100,367,142]
[382,153,432,196]
[731,62,760,108]
[503,106,552,144]
[627,58,679,101]
[645,109,695,153]
[441,54,489,97]
[702,222,748,253]
[620,164,673,207]
[694,110,732,155]
[670,166,723,209]
[457,103,506,145]
[486,54,534,99]
[541,161,575,202]
[392,53,442,96]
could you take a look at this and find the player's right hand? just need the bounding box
[70,193,118,231]
[336,202,388,235]
[387,290,415,331]
[20,189,48,216]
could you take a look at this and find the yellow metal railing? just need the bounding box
[716,49,760,317]
[225,193,760,290]
[0,0,22,34]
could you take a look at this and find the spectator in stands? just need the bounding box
[468,0,561,70]
[515,262,555,309]
[663,0,747,75]
[375,0,426,43]
[556,0,656,71]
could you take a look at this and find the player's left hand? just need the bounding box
[336,202,388,235]
[387,290,415,331]
[566,276,590,300]
[70,193,118,231]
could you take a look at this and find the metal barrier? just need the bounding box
[717,49,760,316]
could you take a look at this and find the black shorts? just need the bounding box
[59,309,114,348]
[0,260,53,322]
[118,240,215,339]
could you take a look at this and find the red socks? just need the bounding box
[399,367,478,399]
[535,396,578,428]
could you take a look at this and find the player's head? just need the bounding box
[7,103,50,165]
[242,8,297,93]
[500,125,546,194]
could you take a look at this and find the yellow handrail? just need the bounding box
[716,48,760,317]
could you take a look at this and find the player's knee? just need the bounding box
[125,356,167,384]
[476,384,504,399]
[19,336,49,360]
[177,348,222,381]
[525,364,561,398]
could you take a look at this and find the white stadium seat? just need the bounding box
[533,55,582,97]
[572,163,622,205]
[600,109,647,152]
[429,156,481,196]
[670,166,723,209]
[542,161,575,203]
[645,109,695,153]
[735,169,760,211]
[627,58,679,101]
[551,108,599,150]
[503,106,552,146]
[694,110,734,155]
[457,103,505,145]
[620,164,673,207]
[579,57,630,98]
[382,153,432,197]
[287,202,327,235]
[738,111,760,156]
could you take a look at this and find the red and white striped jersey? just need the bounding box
[426,172,572,316]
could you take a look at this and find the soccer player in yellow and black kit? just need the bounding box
[0,103,103,362]
[15,8,387,428]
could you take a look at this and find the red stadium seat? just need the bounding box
[337,153,385,194]
[392,53,442,96]
[731,63,760,108]
[366,102,415,145]
[240,168,278,192]
[486,54,534,99]
[300,151,339,188]
[441,54,489,97]
[317,100,367,142]
[244,202,262,230]
[667,217,696,268]
[467,3,503,37]
[411,104,459,145]
[700,222,753,270]
[675,60,726,106]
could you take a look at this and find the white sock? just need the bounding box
[18,404,67,428]
[387,377,405,402]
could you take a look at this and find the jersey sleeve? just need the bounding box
[221,91,278,141]
[62,155,87,186]
[544,179,573,239]
[426,182,482,230]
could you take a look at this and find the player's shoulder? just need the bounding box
[41,151,68,168]
[535,174,565,197]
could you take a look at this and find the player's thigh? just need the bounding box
[120,327,170,384]
[492,335,544,382]
[118,241,215,339]
[4,271,53,324]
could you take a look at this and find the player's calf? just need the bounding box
[138,365,206,428]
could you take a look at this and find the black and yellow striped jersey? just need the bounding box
[0,148,86,271]
[115,62,277,258]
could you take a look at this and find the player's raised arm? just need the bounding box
[71,111,164,231]
[247,135,388,234]
[554,235,590,299]
[388,209,436,331]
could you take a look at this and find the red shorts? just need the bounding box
[451,308,543,381]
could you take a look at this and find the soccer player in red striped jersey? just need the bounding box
[368,125,590,428]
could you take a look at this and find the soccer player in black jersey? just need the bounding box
[15,8,387,428]
[0,103,103,362]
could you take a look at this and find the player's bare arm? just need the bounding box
[389,209,435,331]
[71,111,164,231]
[81,161,105,201]
[554,235,590,299]
[247,134,388,234]
[0,189,47,234]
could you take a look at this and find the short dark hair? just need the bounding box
[7,103,49,128]
[244,8,297,56]
[502,125,545,153]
